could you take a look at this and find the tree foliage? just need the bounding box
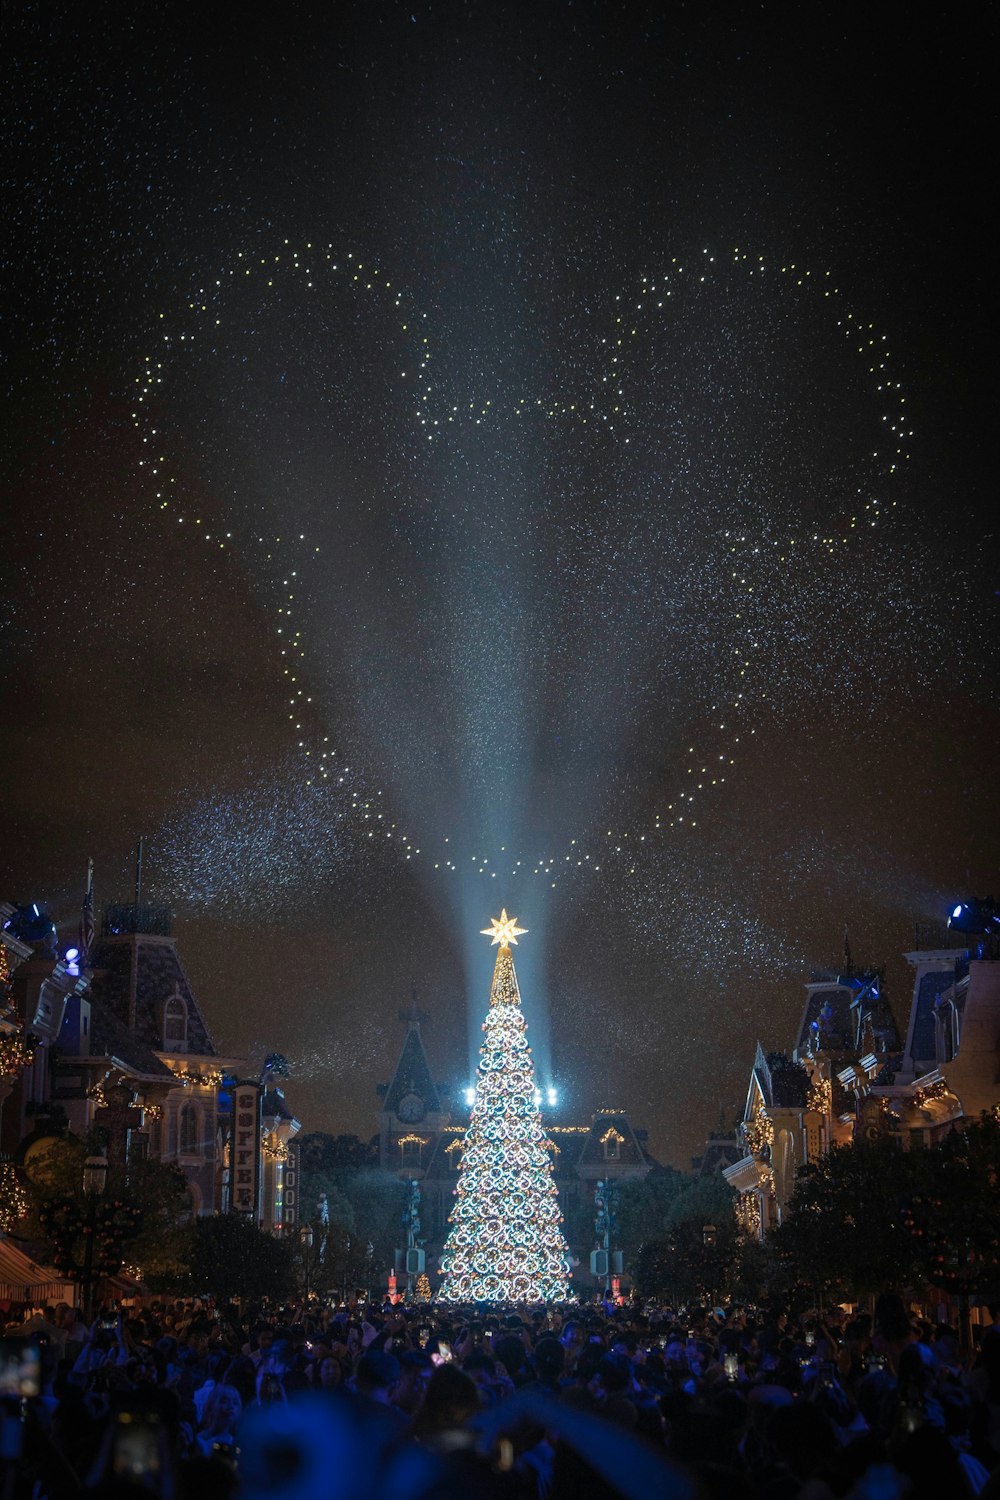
[904,1113,1000,1298]
[186,1213,296,1303]
[633,1173,738,1302]
[615,1166,689,1268]
[771,1136,923,1300]
[20,1133,191,1285]
[298,1133,407,1284]
[770,1117,1000,1304]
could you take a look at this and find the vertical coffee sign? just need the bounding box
[233,1080,262,1220]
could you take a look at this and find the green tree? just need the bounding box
[298,1134,408,1293]
[299,1132,379,1174]
[633,1174,737,1303]
[186,1213,295,1303]
[118,1157,192,1286]
[616,1166,688,1270]
[772,1137,922,1301]
[21,1134,191,1289]
[906,1113,1000,1305]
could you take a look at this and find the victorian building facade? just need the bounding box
[725,934,1000,1240]
[1,898,298,1242]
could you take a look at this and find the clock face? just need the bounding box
[397,1092,425,1124]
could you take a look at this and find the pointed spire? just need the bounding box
[78,857,95,967]
[398,986,429,1029]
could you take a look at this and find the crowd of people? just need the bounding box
[3,1289,1000,1498]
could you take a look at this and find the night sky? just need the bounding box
[3,2,997,1166]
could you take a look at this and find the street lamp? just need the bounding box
[80,1154,108,1320]
[702,1224,717,1249]
[83,1153,108,1196]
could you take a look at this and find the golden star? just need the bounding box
[481,909,528,947]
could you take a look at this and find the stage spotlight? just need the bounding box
[947,897,999,936]
[546,1087,558,1107]
[464,1086,476,1107]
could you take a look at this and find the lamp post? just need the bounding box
[702,1223,719,1306]
[299,1222,314,1304]
[81,1153,108,1320]
[591,1179,622,1300]
[41,1151,140,1322]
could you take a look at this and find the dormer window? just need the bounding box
[163,995,188,1051]
[600,1126,625,1161]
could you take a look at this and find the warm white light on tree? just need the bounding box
[437,917,571,1303]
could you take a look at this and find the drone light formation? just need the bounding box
[130,241,913,899]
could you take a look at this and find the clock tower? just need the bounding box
[377,995,448,1179]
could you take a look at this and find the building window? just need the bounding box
[399,1135,423,1167]
[179,1104,199,1156]
[600,1127,625,1161]
[935,998,958,1064]
[163,995,188,1051]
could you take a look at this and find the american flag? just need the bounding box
[79,858,95,966]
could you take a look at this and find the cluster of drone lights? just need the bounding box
[437,913,572,1303]
[131,242,911,887]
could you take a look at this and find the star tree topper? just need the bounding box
[481,909,528,947]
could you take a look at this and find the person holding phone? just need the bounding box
[196,1384,242,1457]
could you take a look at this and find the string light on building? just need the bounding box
[734,1192,762,1239]
[743,1101,774,1159]
[0,1159,29,1233]
[806,1076,833,1115]
[437,914,572,1303]
[0,1032,34,1081]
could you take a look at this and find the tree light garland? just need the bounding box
[437,916,572,1304]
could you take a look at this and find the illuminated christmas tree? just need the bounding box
[438,910,571,1303]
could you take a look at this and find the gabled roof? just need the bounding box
[88,1003,174,1079]
[795,982,856,1054]
[382,1019,443,1116]
[576,1111,649,1169]
[692,1135,742,1175]
[87,930,218,1058]
[748,1043,810,1110]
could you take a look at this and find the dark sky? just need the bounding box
[3,1,997,1165]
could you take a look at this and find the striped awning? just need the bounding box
[0,1236,76,1304]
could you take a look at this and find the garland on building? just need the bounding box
[0,1159,30,1233]
[806,1076,832,1116]
[437,911,572,1304]
[0,943,35,1081]
[743,1100,774,1159]
[734,1192,762,1239]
